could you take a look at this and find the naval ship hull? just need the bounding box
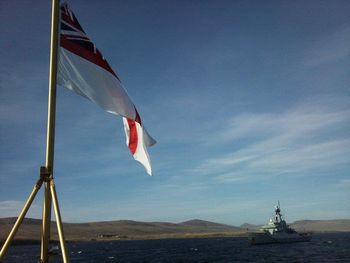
[249,232,312,245]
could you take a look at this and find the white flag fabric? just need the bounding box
[57,3,155,175]
[123,111,156,175]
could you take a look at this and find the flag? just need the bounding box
[57,3,156,175]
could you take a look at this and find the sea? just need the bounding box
[3,233,350,262]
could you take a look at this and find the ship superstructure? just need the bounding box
[249,202,312,245]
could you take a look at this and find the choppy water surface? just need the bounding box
[4,233,350,262]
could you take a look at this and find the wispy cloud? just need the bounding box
[194,96,350,183]
[214,96,349,143]
[304,26,350,66]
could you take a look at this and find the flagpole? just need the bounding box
[0,0,69,261]
[46,0,59,173]
[40,0,64,262]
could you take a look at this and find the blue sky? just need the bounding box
[0,0,349,225]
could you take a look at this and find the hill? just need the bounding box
[1,218,349,242]
[0,218,244,242]
[180,219,240,230]
[291,219,350,232]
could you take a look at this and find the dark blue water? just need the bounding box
[3,233,350,262]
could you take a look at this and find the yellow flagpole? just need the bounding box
[45,0,59,172]
[40,0,66,262]
[0,1,69,262]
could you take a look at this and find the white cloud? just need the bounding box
[195,96,350,182]
[249,139,350,173]
[214,172,249,183]
[215,96,350,144]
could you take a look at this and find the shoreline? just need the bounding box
[3,231,350,246]
[2,232,248,246]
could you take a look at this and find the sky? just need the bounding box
[0,0,349,226]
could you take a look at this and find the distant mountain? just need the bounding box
[0,217,41,225]
[1,218,349,242]
[180,219,240,230]
[0,217,244,242]
[291,219,350,232]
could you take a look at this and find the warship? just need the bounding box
[249,202,312,245]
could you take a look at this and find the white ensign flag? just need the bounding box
[57,4,156,175]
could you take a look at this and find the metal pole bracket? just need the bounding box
[40,166,52,182]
